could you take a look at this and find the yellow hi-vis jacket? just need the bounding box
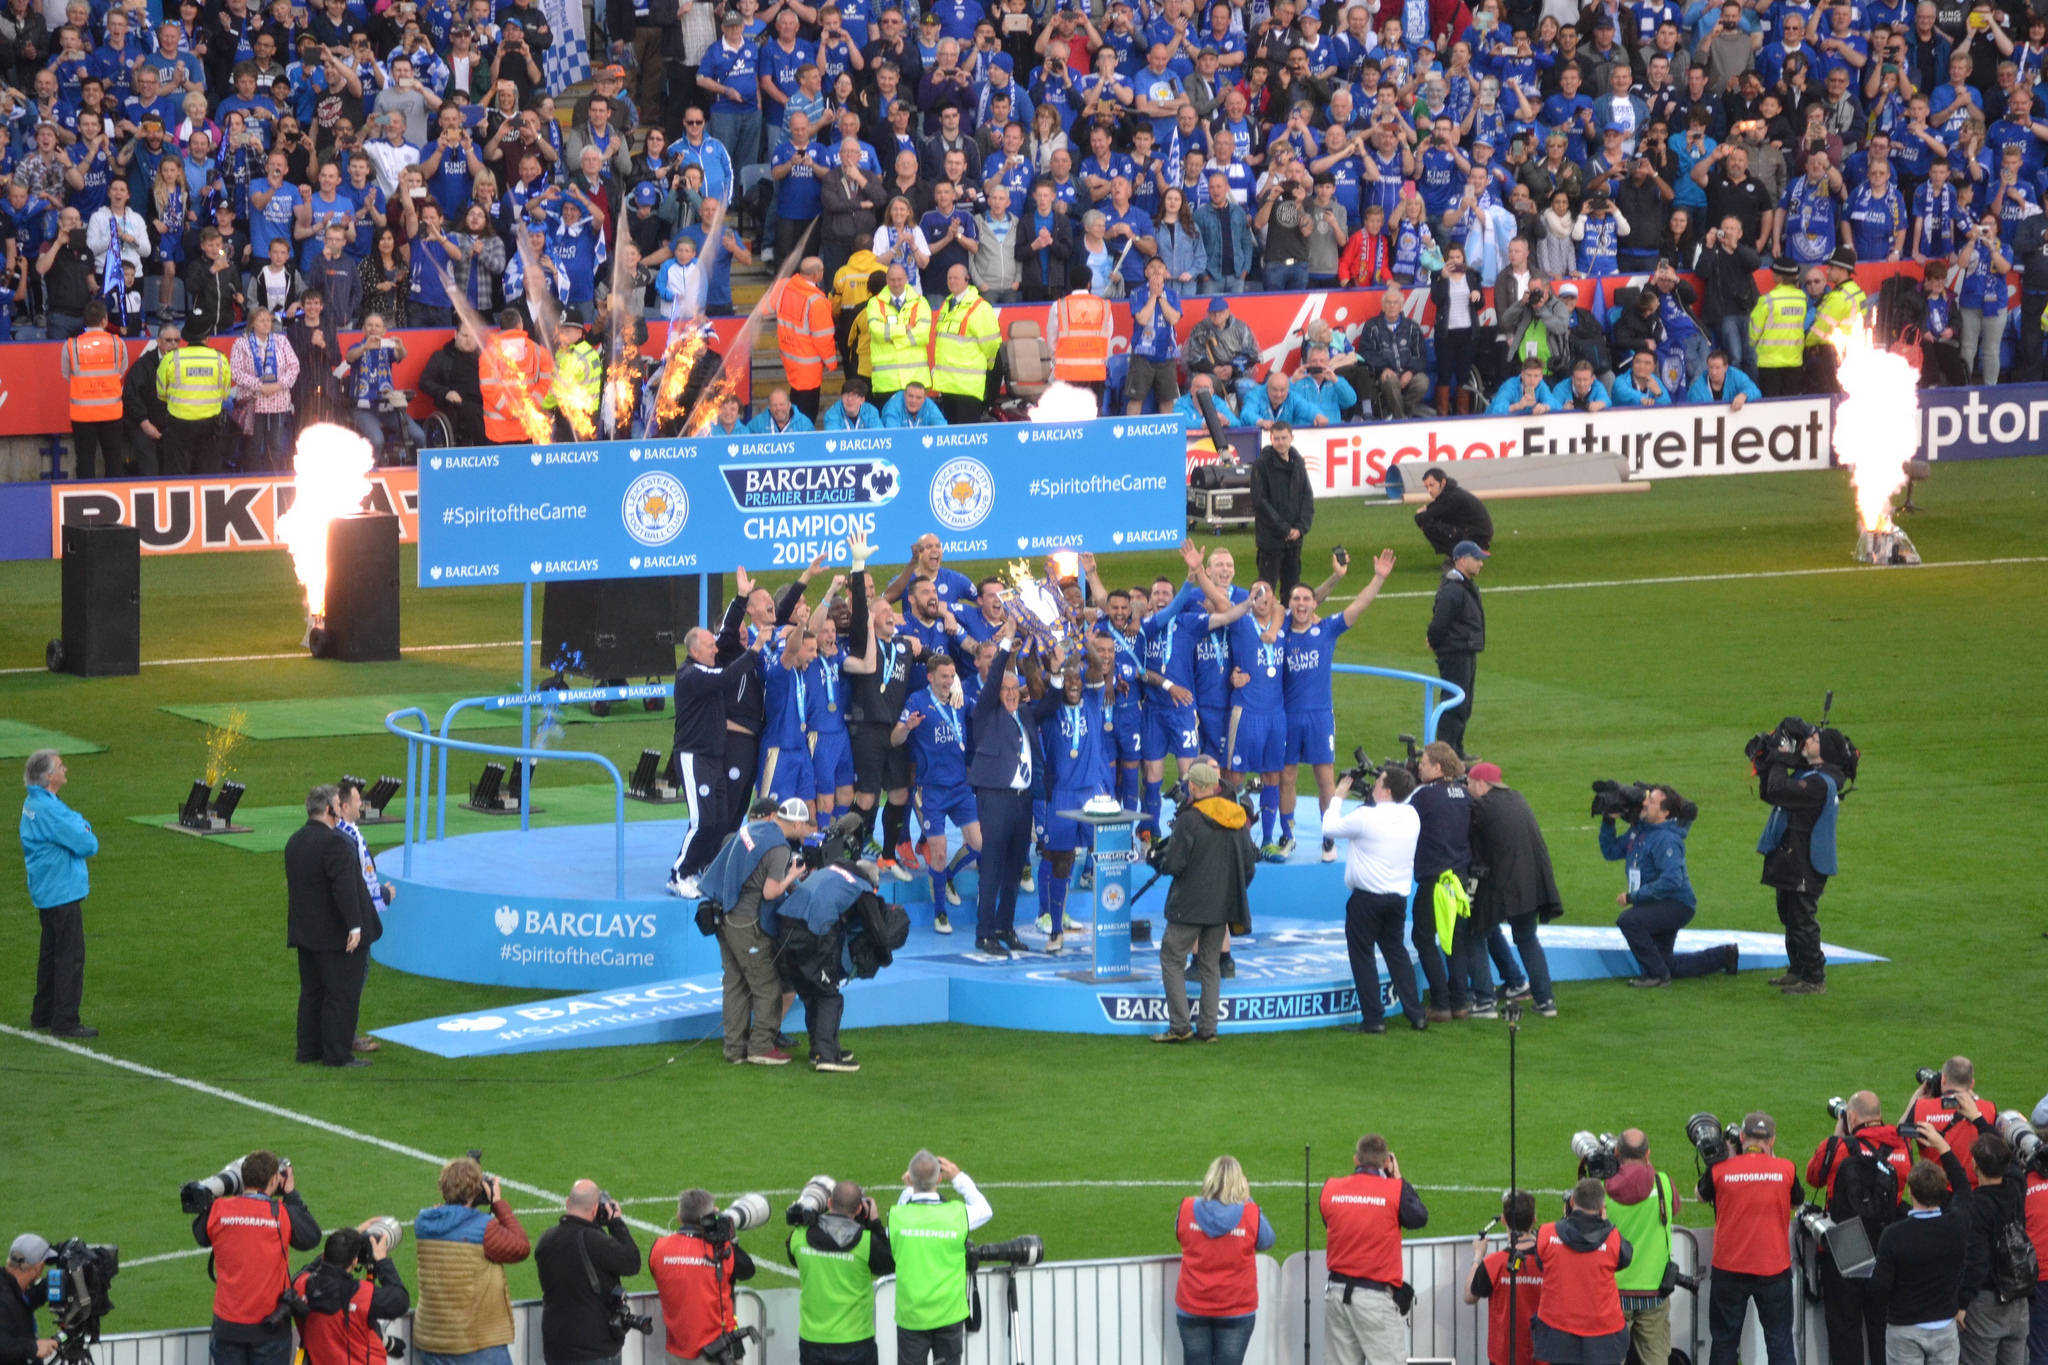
[931,286,1000,398]
[1751,284,1809,369]
[1807,280,1868,347]
[158,343,228,419]
[862,290,933,391]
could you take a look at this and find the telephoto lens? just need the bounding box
[1916,1067,1939,1088]
[1993,1111,2046,1173]
[968,1235,1044,1267]
[722,1193,772,1234]
[787,1176,835,1225]
[362,1217,405,1255]
[179,1158,249,1213]
[1827,1097,1848,1120]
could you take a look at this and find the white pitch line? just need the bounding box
[0,1025,809,1274]
[0,640,529,676]
[1371,554,2048,601]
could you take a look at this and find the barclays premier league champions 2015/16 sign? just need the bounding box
[414,417,1188,585]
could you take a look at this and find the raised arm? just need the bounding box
[1339,549,1396,627]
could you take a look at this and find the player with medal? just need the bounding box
[805,581,856,824]
[892,652,983,925]
[1276,548,1398,861]
[1032,647,1116,953]
[1226,581,1289,860]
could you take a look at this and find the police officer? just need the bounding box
[1532,1179,1633,1365]
[1319,1133,1429,1365]
[3,1234,57,1365]
[292,1225,410,1365]
[547,318,601,438]
[930,263,999,424]
[1755,719,1856,995]
[650,1190,756,1365]
[785,1181,894,1365]
[157,326,229,474]
[1698,1114,1802,1365]
[189,1151,325,1365]
[1751,259,1807,398]
[1806,1093,1909,1365]
[887,1150,993,1365]
[1603,1131,1680,1365]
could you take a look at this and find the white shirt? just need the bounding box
[895,1170,994,1231]
[1321,796,1420,895]
[87,205,151,276]
[365,137,422,196]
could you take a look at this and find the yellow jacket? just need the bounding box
[863,290,933,391]
[1807,280,1868,347]
[930,286,1000,398]
[158,344,229,419]
[1750,284,1808,368]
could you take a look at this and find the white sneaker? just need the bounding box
[1320,839,1337,863]
[1019,867,1036,894]
[1045,933,1064,952]
[668,875,700,899]
[932,910,953,935]
[943,880,962,906]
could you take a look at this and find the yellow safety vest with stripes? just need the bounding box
[158,345,229,419]
[862,291,933,390]
[1807,281,1868,346]
[930,287,999,398]
[1751,284,1808,369]
[546,341,601,411]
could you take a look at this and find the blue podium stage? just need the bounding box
[372,807,1885,1058]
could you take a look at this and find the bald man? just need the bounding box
[534,1181,641,1365]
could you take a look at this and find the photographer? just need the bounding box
[1603,1132,1682,1365]
[1319,1133,1428,1365]
[1600,785,1738,988]
[1532,1179,1633,1365]
[1697,1114,1802,1365]
[1322,765,1423,1034]
[785,1181,893,1364]
[1753,718,1857,995]
[413,1157,530,1365]
[535,1182,642,1365]
[651,1191,756,1365]
[887,1150,992,1365]
[1931,1126,2033,1365]
[3,1235,56,1365]
[291,1226,410,1365]
[1806,1093,1909,1365]
[698,799,815,1066]
[1152,757,1259,1045]
[190,1151,324,1365]
[1463,1191,1540,1365]
[1902,1059,1999,1187]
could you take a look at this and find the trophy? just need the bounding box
[999,554,1083,658]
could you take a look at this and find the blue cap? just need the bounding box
[1452,540,1490,561]
[632,182,661,206]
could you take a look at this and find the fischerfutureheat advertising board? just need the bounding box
[1299,397,1837,496]
[413,416,1187,586]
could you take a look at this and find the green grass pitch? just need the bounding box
[1,459,2043,1331]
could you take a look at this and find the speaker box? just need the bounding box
[320,514,402,662]
[543,578,680,678]
[57,520,140,676]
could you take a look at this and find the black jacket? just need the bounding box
[1158,796,1258,932]
[122,344,170,431]
[421,339,484,410]
[1469,785,1563,931]
[1697,241,1762,324]
[785,1210,895,1275]
[1410,778,1472,885]
[966,641,1046,793]
[1250,445,1313,550]
[1,1274,41,1365]
[1953,1160,2026,1307]
[1427,568,1485,655]
[535,1213,642,1365]
[296,1256,410,1349]
[1427,267,1485,341]
[1414,476,1493,550]
[183,257,239,340]
[284,820,375,952]
[1872,1204,1967,1325]
[1757,757,1844,892]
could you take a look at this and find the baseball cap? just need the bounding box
[1185,757,1222,787]
[1452,539,1490,561]
[1208,295,1230,311]
[9,1234,50,1266]
[719,9,741,23]
[632,182,662,206]
[1468,761,1503,784]
[1742,1112,1776,1139]
[602,62,626,78]
[775,797,815,823]
[1557,282,1579,298]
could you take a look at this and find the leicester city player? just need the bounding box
[1278,548,1397,861]
[1226,580,1288,857]
[1191,547,1252,766]
[1083,556,1147,814]
[891,650,980,931]
[883,532,978,608]
[1033,650,1114,952]
[805,598,855,821]
[1138,542,1254,839]
[757,622,819,812]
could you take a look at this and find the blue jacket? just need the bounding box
[1173,389,1240,432]
[820,400,883,430]
[1758,768,1839,876]
[1487,373,1552,414]
[20,785,96,909]
[1189,1197,1278,1249]
[700,818,793,933]
[745,408,815,433]
[1289,372,1356,424]
[1545,376,1612,410]
[780,861,869,935]
[1238,384,1319,428]
[965,641,1047,793]
[1193,200,1255,280]
[880,391,948,427]
[1154,220,1208,285]
[1683,368,1762,405]
[1610,370,1671,406]
[1600,816,1695,909]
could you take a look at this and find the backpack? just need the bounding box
[1990,1211,2040,1303]
[844,891,909,979]
[1829,1135,1901,1232]
[1874,273,1922,348]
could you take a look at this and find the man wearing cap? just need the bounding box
[1755,720,1856,995]
[1152,756,1257,1044]
[1751,259,1809,397]
[1426,541,1487,759]
[698,798,815,1066]
[1698,1113,1802,1365]
[1803,245,1865,394]
[4,1232,58,1363]
[699,11,764,171]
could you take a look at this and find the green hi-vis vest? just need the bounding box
[886,1198,970,1330]
[1607,1169,1674,1294]
[789,1226,877,1345]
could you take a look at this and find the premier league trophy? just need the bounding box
[998,553,1083,660]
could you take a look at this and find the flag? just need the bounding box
[540,0,591,93]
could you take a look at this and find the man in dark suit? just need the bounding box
[966,621,1045,958]
[285,784,377,1067]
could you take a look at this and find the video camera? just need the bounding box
[1685,1112,1743,1168]
[44,1239,119,1362]
[1146,775,1262,871]
[1341,735,1421,790]
[1589,781,1647,821]
[1744,716,1816,769]
[1745,691,1860,783]
[798,812,867,872]
[1570,1131,1620,1181]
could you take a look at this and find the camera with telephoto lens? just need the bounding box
[1915,1068,1962,1109]
[1994,1112,2048,1175]
[968,1235,1044,1268]
[697,1193,771,1245]
[44,1239,119,1353]
[1687,1112,1740,1167]
[1571,1131,1621,1181]
[1589,780,1648,821]
[697,1326,762,1364]
[180,1156,265,1214]
[605,1285,653,1338]
[1344,735,1421,790]
[785,1175,836,1227]
[465,1149,498,1207]
[1828,1096,1849,1120]
[799,813,867,872]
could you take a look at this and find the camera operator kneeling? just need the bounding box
[292,1226,409,1365]
[190,1151,324,1365]
[1599,786,1738,988]
[651,1191,758,1365]
[1533,1180,1633,1365]
[785,1180,894,1365]
[535,1183,642,1365]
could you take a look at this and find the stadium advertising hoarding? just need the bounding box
[40,468,420,556]
[413,416,1188,586]
[1297,396,1837,497]
[1920,382,2048,460]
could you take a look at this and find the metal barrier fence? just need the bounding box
[1331,663,1464,749]
[88,1224,1839,1365]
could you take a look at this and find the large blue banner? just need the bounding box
[414,416,1187,586]
[1920,382,2048,461]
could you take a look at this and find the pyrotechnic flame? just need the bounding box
[603,342,639,438]
[1829,317,1920,534]
[654,328,707,425]
[203,707,248,787]
[556,374,598,440]
[684,373,739,436]
[490,335,555,444]
[1029,381,1101,424]
[276,423,375,618]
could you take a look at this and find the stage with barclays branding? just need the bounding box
[371,805,1885,1058]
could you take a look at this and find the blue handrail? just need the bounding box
[433,683,669,833]
[1331,663,1465,744]
[383,708,631,897]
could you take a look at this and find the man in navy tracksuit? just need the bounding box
[1601,786,1738,988]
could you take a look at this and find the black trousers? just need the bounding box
[1758,366,1804,399]
[722,728,761,832]
[162,413,217,474]
[1776,883,1827,983]
[938,392,986,425]
[1435,650,1477,756]
[1420,520,1489,558]
[789,971,847,1061]
[1256,540,1303,601]
[974,786,1032,940]
[790,386,821,420]
[123,421,160,476]
[669,747,730,880]
[799,1340,878,1365]
[295,947,360,1066]
[1617,897,1725,980]
[1819,1250,1886,1365]
[71,419,126,479]
[1344,889,1421,1025]
[2019,291,2048,383]
[895,1322,965,1365]
[31,900,86,1031]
